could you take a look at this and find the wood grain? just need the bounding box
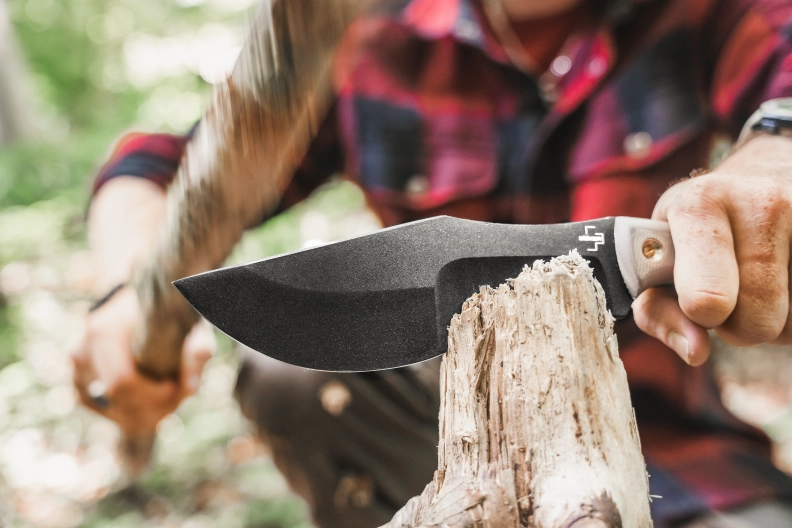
[383,252,653,527]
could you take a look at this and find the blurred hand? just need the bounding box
[633,134,792,366]
[70,285,214,436]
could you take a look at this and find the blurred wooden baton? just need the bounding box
[120,0,376,475]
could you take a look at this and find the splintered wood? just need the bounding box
[384,252,653,528]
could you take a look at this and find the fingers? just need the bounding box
[653,178,738,328]
[718,192,790,345]
[70,289,215,437]
[180,320,216,397]
[776,262,792,345]
[71,344,104,412]
[633,287,711,366]
[650,172,792,351]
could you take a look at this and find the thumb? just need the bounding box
[632,286,711,366]
[181,320,216,396]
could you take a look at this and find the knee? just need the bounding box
[234,350,339,436]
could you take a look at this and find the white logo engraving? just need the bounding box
[579,225,605,251]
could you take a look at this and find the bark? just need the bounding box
[383,252,653,528]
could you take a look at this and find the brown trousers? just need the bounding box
[234,350,441,528]
[233,349,792,528]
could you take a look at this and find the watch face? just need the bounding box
[761,98,792,120]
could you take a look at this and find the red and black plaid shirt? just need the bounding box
[96,0,792,524]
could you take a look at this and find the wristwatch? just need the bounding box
[736,98,792,148]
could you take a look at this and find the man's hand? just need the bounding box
[71,286,214,436]
[633,134,792,366]
[74,176,214,434]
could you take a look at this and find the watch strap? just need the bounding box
[736,98,792,148]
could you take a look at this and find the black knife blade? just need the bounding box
[174,216,674,371]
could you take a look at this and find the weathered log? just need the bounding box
[383,252,653,528]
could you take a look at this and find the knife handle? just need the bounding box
[613,217,675,298]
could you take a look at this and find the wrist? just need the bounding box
[735,98,792,149]
[718,133,792,176]
[89,177,168,294]
[89,283,127,313]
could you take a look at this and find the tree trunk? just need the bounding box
[0,0,36,143]
[383,252,653,528]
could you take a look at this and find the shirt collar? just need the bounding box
[399,0,642,40]
[401,0,484,43]
[395,0,635,114]
[400,0,508,63]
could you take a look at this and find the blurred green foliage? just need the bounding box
[0,0,247,375]
[0,1,379,526]
[0,0,238,209]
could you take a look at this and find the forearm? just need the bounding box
[88,177,168,294]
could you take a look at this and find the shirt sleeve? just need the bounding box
[92,107,344,218]
[92,131,191,194]
[706,0,792,135]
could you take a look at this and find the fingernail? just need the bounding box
[188,375,200,392]
[668,331,690,363]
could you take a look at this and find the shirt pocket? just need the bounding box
[422,112,497,206]
[569,29,710,182]
[351,97,497,208]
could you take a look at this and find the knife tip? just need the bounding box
[172,276,196,300]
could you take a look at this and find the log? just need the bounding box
[383,252,653,528]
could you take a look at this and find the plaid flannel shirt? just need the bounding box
[95,0,792,524]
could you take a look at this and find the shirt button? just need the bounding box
[538,74,559,105]
[406,174,429,196]
[624,132,653,158]
[550,55,572,77]
[455,19,480,41]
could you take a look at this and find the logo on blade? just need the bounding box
[579,226,605,251]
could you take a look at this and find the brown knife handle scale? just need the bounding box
[122,0,375,472]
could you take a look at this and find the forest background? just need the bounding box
[1,0,792,526]
[0,0,381,525]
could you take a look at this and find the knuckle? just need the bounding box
[669,178,724,218]
[679,287,734,325]
[741,320,783,344]
[745,181,786,214]
[720,319,782,346]
[721,303,787,346]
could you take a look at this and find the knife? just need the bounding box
[173,216,674,372]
